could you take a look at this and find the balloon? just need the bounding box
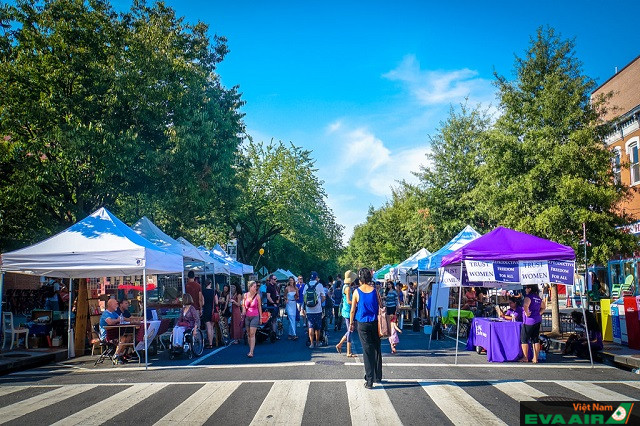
[259,248,265,256]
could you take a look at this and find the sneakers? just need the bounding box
[364,382,373,389]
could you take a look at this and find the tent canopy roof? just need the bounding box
[132,216,206,262]
[1,208,183,278]
[419,225,481,271]
[397,248,430,273]
[441,226,575,266]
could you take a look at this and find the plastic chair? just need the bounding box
[93,324,117,366]
[2,312,29,350]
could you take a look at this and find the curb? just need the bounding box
[0,351,68,376]
[549,338,639,371]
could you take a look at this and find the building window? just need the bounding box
[626,137,640,185]
[613,148,622,184]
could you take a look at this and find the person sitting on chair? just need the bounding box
[496,297,523,322]
[172,293,200,349]
[563,310,603,358]
[99,298,131,363]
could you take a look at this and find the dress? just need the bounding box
[389,324,399,345]
[286,290,297,336]
[231,293,243,340]
[202,287,216,323]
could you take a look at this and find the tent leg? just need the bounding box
[68,278,74,358]
[455,267,463,365]
[577,280,594,368]
[181,271,185,295]
[143,269,148,371]
[0,272,4,348]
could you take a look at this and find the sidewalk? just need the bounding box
[0,347,68,375]
[548,337,640,370]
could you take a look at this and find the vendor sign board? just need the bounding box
[462,260,574,285]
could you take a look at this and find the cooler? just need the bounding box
[624,296,640,350]
[611,305,621,344]
[600,299,613,341]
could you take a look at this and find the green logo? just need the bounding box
[606,403,634,424]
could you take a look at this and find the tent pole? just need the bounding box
[143,268,148,371]
[428,273,437,350]
[576,269,594,367]
[0,272,4,348]
[181,271,185,295]
[68,278,74,358]
[455,264,463,365]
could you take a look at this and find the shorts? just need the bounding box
[521,322,541,344]
[307,313,322,331]
[245,315,260,329]
[386,306,397,316]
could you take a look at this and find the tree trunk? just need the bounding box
[74,278,89,355]
[549,284,561,337]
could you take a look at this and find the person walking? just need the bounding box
[302,271,325,349]
[521,284,546,363]
[350,268,382,389]
[230,283,243,344]
[389,315,402,354]
[332,274,343,331]
[336,271,357,357]
[242,281,262,358]
[202,279,219,349]
[296,276,306,327]
[385,281,398,316]
[285,277,299,340]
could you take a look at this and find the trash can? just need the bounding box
[611,304,621,344]
[624,296,640,350]
[600,299,613,341]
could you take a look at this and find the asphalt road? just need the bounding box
[0,318,638,425]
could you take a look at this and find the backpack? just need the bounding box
[304,282,319,308]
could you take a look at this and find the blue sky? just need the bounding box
[114,0,640,244]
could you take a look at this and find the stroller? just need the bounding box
[246,310,281,344]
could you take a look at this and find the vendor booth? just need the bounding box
[438,226,590,365]
[395,248,430,283]
[0,208,183,368]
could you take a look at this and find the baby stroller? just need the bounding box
[245,310,281,344]
[305,310,329,347]
[168,327,204,360]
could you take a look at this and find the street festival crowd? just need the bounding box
[98,268,604,389]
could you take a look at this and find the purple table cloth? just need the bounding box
[466,318,523,362]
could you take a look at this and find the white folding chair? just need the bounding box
[2,312,29,350]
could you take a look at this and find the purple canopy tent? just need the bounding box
[439,227,591,365]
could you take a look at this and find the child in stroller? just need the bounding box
[246,310,282,344]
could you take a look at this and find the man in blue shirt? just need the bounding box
[99,298,131,363]
[296,275,306,327]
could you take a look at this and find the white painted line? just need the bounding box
[250,380,309,425]
[59,361,318,373]
[420,381,507,426]
[623,381,640,390]
[0,385,31,397]
[188,344,229,366]
[557,381,637,401]
[346,362,611,369]
[51,383,167,426]
[493,381,548,402]
[346,380,403,425]
[0,384,96,423]
[155,381,240,425]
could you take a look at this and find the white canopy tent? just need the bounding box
[211,243,246,276]
[132,216,209,294]
[0,207,183,366]
[395,248,430,282]
[178,237,230,276]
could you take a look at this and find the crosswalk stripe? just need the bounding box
[623,381,640,390]
[250,380,310,425]
[557,381,636,401]
[51,383,168,426]
[493,381,548,402]
[154,381,241,425]
[420,381,508,426]
[0,385,33,397]
[345,380,402,425]
[0,384,96,424]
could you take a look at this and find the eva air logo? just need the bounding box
[606,403,634,424]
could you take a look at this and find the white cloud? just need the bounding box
[383,54,495,107]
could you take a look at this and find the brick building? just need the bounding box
[592,55,640,218]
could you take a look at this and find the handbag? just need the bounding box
[377,290,390,337]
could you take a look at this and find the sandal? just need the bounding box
[336,344,342,354]
[347,353,357,358]
[247,353,253,358]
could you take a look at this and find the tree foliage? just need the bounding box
[233,140,343,275]
[0,0,245,250]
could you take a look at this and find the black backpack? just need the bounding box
[304,283,319,308]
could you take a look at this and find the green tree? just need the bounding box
[477,27,637,334]
[233,139,343,275]
[416,101,493,248]
[0,0,244,250]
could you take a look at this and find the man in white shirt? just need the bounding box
[301,271,325,348]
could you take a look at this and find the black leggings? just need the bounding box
[357,321,382,385]
[521,322,541,344]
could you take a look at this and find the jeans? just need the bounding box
[357,320,382,385]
